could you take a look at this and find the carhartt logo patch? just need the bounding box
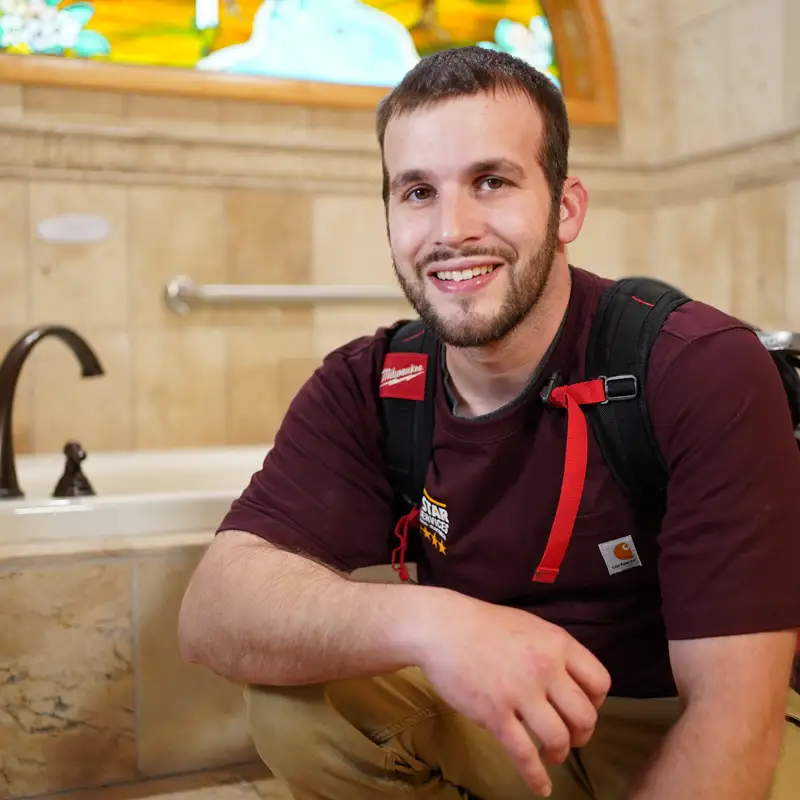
[598,535,642,575]
[379,353,427,401]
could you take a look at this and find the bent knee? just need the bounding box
[245,682,326,742]
[770,716,800,798]
[244,682,337,782]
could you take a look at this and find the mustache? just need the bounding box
[415,245,516,272]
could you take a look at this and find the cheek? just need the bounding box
[491,214,543,257]
[490,207,529,237]
[487,195,549,246]
[388,209,426,262]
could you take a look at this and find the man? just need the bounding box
[178,46,800,799]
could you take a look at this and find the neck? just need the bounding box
[444,259,572,418]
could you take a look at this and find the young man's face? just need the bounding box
[383,90,562,348]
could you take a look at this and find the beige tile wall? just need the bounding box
[659,0,795,159]
[0,78,412,457]
[0,89,407,458]
[577,0,800,331]
[0,543,404,799]
[0,544,260,798]
[0,0,797,457]
[135,550,256,776]
[0,560,137,797]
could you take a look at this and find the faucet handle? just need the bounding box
[53,440,94,498]
[63,440,86,465]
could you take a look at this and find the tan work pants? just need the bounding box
[245,667,800,799]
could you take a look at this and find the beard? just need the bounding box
[391,202,561,348]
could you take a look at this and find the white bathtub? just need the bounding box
[0,445,269,550]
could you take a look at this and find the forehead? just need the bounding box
[382,91,544,175]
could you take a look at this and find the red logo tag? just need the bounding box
[380,353,428,401]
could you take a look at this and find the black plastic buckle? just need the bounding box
[540,371,564,405]
[600,374,638,403]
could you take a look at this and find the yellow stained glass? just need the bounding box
[0,0,559,89]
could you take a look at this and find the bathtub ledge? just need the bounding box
[0,529,215,569]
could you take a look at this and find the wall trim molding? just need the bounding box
[0,117,798,206]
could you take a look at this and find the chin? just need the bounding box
[424,309,513,349]
[436,295,500,324]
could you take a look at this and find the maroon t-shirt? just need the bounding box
[219,267,800,698]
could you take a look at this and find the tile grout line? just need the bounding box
[223,187,233,446]
[131,558,141,777]
[124,179,139,452]
[0,553,132,574]
[16,759,266,800]
[123,181,135,451]
[23,170,35,450]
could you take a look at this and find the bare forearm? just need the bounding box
[626,702,784,800]
[178,531,431,686]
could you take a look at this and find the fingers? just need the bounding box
[494,715,553,797]
[516,700,572,766]
[546,677,599,748]
[565,646,612,709]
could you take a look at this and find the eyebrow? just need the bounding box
[388,158,526,196]
[471,159,526,179]
[389,169,430,196]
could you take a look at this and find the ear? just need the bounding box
[557,177,589,245]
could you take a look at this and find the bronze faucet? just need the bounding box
[0,326,104,499]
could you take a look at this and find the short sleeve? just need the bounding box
[651,324,800,641]
[217,339,398,572]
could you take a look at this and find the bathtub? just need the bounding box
[0,445,269,554]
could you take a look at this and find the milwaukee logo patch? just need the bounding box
[379,353,428,401]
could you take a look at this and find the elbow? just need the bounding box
[177,571,226,674]
[177,585,205,666]
[176,574,243,681]
[176,537,233,672]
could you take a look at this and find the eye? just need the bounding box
[405,186,434,202]
[478,176,506,191]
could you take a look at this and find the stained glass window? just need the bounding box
[0,0,560,91]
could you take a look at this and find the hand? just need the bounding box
[415,592,611,797]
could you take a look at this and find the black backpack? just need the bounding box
[380,276,800,521]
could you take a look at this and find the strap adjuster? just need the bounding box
[600,374,638,403]
[540,371,564,405]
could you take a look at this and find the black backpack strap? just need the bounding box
[770,351,800,436]
[585,277,691,513]
[755,334,800,443]
[380,320,439,513]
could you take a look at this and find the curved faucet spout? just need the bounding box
[0,325,105,499]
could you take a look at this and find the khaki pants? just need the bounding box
[245,667,800,799]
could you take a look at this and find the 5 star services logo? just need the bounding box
[419,489,449,555]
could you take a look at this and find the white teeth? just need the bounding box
[435,265,496,282]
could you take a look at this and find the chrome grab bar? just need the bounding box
[756,330,800,352]
[163,277,800,353]
[164,275,405,315]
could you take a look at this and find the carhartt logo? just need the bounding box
[599,535,642,575]
[613,542,634,561]
[379,353,428,401]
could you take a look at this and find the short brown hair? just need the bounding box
[376,45,570,206]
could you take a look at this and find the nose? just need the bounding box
[433,189,485,249]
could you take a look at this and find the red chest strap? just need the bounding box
[533,376,615,583]
[391,374,637,586]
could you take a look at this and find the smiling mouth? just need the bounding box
[432,265,500,282]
